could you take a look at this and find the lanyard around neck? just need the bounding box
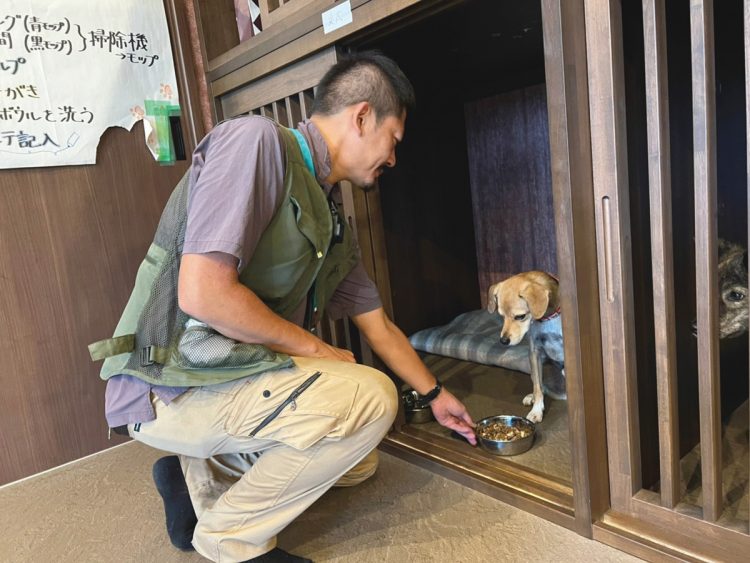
[290,128,315,177]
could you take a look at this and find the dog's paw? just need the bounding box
[526,408,544,424]
[522,393,534,406]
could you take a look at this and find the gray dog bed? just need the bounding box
[408,309,566,397]
[408,310,532,373]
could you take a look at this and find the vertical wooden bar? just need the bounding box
[273,99,288,126]
[299,90,314,120]
[286,96,302,127]
[745,0,750,529]
[542,0,609,536]
[642,0,681,508]
[584,0,642,509]
[690,0,722,522]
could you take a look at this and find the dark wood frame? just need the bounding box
[192,0,750,559]
[201,0,607,537]
[586,0,750,559]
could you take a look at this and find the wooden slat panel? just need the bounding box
[220,47,337,118]
[745,0,750,529]
[209,0,431,96]
[642,0,681,508]
[690,0,722,522]
[273,100,288,126]
[541,0,609,536]
[583,0,642,509]
[300,89,315,120]
[286,96,302,127]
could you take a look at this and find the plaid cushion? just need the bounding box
[408,310,531,374]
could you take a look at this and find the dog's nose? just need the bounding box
[500,335,510,345]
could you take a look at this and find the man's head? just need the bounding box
[311,51,415,188]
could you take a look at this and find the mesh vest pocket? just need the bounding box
[176,319,279,369]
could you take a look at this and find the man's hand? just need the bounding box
[310,340,356,363]
[430,389,477,445]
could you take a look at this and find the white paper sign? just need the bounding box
[322,1,353,35]
[0,1,180,169]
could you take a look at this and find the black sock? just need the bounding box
[243,547,312,563]
[151,455,197,551]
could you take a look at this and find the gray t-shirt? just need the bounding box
[104,117,382,427]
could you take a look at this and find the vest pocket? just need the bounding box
[223,369,360,450]
[175,319,280,369]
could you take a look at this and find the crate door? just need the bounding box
[586,0,750,557]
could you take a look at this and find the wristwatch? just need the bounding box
[415,381,442,407]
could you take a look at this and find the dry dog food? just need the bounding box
[478,422,533,442]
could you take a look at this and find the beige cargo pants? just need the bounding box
[129,356,398,562]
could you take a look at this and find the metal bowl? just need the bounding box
[402,389,435,424]
[406,405,435,424]
[476,415,536,456]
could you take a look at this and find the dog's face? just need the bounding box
[487,271,557,346]
[716,239,748,338]
[692,239,749,339]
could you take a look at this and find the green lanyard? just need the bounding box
[290,128,315,176]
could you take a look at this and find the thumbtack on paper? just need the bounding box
[322,1,353,34]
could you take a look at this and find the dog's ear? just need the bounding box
[521,283,550,319]
[487,282,502,313]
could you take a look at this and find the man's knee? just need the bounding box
[354,366,398,428]
[335,448,379,487]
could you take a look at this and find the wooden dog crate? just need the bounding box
[188,0,749,560]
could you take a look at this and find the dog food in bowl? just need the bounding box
[476,415,536,456]
[478,420,534,442]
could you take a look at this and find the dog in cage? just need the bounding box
[691,238,749,339]
[487,271,565,423]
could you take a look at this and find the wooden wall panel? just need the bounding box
[0,0,203,486]
[0,123,189,485]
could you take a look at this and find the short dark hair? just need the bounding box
[311,50,415,122]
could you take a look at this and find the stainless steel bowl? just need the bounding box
[476,415,536,456]
[406,405,435,424]
[402,389,435,424]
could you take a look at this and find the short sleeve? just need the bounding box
[183,117,285,269]
[326,260,383,320]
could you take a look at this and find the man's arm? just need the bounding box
[178,252,355,363]
[351,307,477,445]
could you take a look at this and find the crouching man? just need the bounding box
[90,51,476,563]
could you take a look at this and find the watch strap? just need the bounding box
[416,381,442,407]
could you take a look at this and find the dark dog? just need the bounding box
[691,239,748,339]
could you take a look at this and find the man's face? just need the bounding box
[347,110,405,189]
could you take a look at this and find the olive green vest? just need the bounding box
[88,126,359,386]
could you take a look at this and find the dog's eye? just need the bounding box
[728,290,746,302]
[514,314,528,321]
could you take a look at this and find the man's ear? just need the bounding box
[521,283,550,319]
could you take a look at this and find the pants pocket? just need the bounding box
[224,369,360,450]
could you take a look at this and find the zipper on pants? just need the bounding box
[248,371,323,437]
